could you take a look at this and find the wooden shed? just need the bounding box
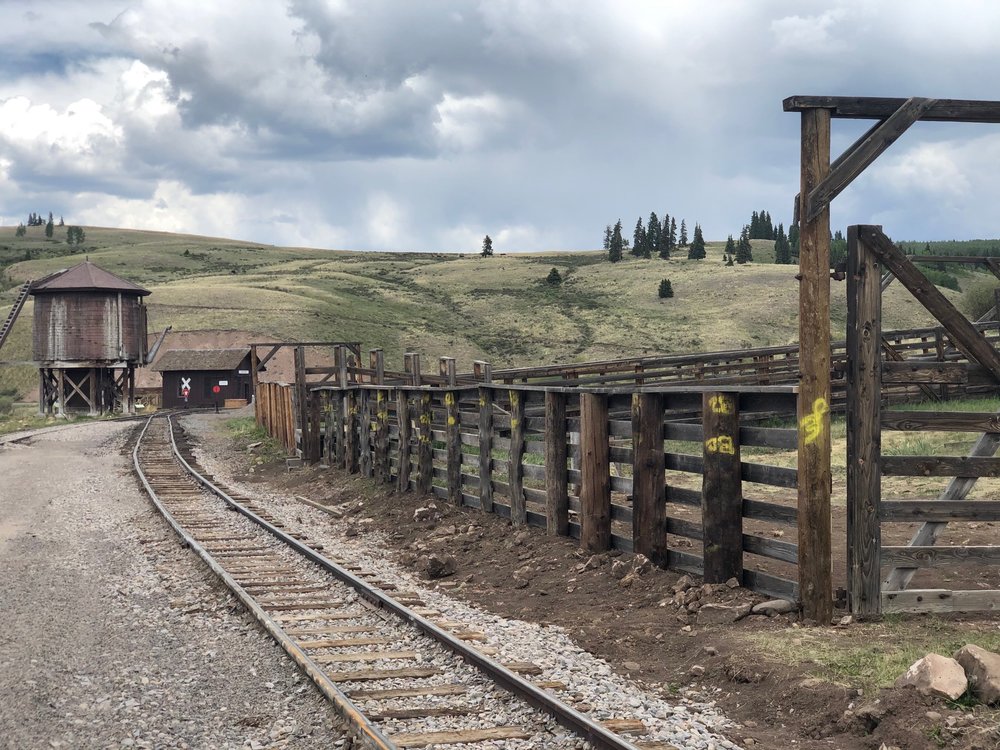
[152,348,252,408]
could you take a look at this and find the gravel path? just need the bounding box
[182,413,743,750]
[0,420,348,750]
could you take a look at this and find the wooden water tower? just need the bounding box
[30,261,150,415]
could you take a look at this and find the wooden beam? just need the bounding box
[846,225,882,617]
[631,392,666,565]
[880,338,939,401]
[882,455,1000,477]
[883,588,1000,613]
[445,391,461,505]
[880,362,968,385]
[881,499,1000,522]
[861,225,1000,381]
[784,95,1000,123]
[797,105,834,623]
[508,390,526,525]
[396,391,411,492]
[579,393,611,552]
[544,391,568,536]
[417,392,432,494]
[881,411,1000,432]
[701,392,742,583]
[804,98,933,223]
[256,344,281,369]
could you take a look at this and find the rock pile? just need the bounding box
[896,644,1000,704]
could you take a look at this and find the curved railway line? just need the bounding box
[132,414,654,750]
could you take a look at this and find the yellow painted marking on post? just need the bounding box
[444,393,455,407]
[479,396,486,408]
[800,397,829,445]
[511,418,519,428]
[447,416,457,426]
[705,435,735,455]
[708,394,733,415]
[509,391,519,406]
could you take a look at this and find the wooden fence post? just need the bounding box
[702,391,742,583]
[397,391,412,492]
[445,390,462,504]
[846,225,883,617]
[509,390,526,525]
[580,392,610,552]
[308,388,322,463]
[479,387,494,513]
[370,349,385,384]
[417,392,433,494]
[331,391,344,468]
[544,391,568,536]
[632,392,666,565]
[440,357,457,387]
[374,390,390,484]
[797,105,834,623]
[251,345,261,425]
[359,389,373,478]
[294,346,310,459]
[344,388,358,473]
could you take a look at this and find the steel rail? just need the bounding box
[165,415,643,750]
[133,415,397,750]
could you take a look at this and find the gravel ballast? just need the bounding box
[0,421,348,750]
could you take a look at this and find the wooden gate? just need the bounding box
[846,224,1000,616]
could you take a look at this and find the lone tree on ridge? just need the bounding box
[481,235,493,257]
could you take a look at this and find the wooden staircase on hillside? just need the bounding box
[0,280,32,355]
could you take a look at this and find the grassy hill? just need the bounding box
[0,226,983,398]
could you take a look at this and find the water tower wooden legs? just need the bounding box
[37,366,135,416]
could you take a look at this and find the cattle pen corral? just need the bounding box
[248,96,1000,624]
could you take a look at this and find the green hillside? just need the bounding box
[0,225,982,398]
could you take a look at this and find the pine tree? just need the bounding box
[45,217,54,238]
[609,220,624,263]
[669,217,677,251]
[763,210,774,240]
[736,226,753,264]
[725,253,734,266]
[603,225,612,252]
[632,217,645,257]
[658,279,673,298]
[750,211,760,239]
[67,226,86,245]
[774,223,792,264]
[645,211,659,259]
[724,235,736,259]
[788,223,799,257]
[546,267,562,286]
[15,223,26,237]
[657,215,671,259]
[679,219,688,247]
[481,235,493,257]
[688,223,705,259]
[58,216,64,227]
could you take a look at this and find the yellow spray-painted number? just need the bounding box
[479,396,486,408]
[708,395,733,415]
[705,435,735,455]
[800,397,830,445]
[444,393,455,407]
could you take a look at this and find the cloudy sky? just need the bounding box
[2,1,1000,252]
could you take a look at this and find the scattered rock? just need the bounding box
[343,524,358,538]
[697,603,750,625]
[610,559,630,579]
[725,577,740,589]
[954,644,1000,704]
[671,575,694,594]
[632,554,652,575]
[413,505,438,522]
[246,441,263,451]
[751,599,797,616]
[895,653,968,701]
[837,615,853,627]
[619,572,640,588]
[689,664,705,678]
[623,661,641,672]
[423,553,457,579]
[703,646,718,656]
[854,702,885,732]
[925,711,943,722]
[583,554,604,571]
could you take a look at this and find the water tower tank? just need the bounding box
[30,261,150,364]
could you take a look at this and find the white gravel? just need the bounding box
[183,412,744,750]
[0,419,349,750]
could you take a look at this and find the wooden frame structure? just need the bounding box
[786,95,1000,619]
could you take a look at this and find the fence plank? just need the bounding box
[508,390,527,525]
[883,589,1000,613]
[882,456,1000,477]
[880,499,1000,522]
[544,391,568,536]
[396,391,411,492]
[881,411,1000,432]
[846,224,882,617]
[881,545,1000,567]
[417,392,433,494]
[359,389,372,478]
[344,388,358,473]
[702,392,742,583]
[580,393,611,552]
[632,393,666,565]
[446,391,461,505]
[374,390,390,483]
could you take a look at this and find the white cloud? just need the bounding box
[365,192,409,249]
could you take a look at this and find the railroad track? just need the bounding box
[133,414,653,750]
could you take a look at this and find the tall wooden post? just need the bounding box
[797,106,834,623]
[250,345,261,422]
[344,388,358,473]
[479,387,494,513]
[88,368,98,416]
[359,389,372,476]
[702,392,742,583]
[37,369,45,416]
[544,391,569,536]
[508,390,526,524]
[579,392,611,552]
[445,390,462,504]
[56,369,65,417]
[370,349,385,384]
[632,392,666,565]
[374,390,390,483]
[397,391,412,491]
[417,392,433,494]
[294,346,310,460]
[846,226,882,617]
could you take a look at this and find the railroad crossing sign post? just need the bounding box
[212,384,221,413]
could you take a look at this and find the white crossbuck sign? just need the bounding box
[180,377,191,391]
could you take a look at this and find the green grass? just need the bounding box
[226,417,285,462]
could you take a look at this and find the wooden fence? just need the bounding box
[256,380,296,453]
[303,382,800,600]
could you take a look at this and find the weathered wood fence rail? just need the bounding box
[306,382,801,600]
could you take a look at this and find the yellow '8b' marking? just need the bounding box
[800,397,829,445]
[705,435,735,455]
[445,393,455,407]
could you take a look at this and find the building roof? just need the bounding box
[30,261,151,296]
[151,348,250,372]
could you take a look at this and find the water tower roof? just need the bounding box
[30,261,151,296]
